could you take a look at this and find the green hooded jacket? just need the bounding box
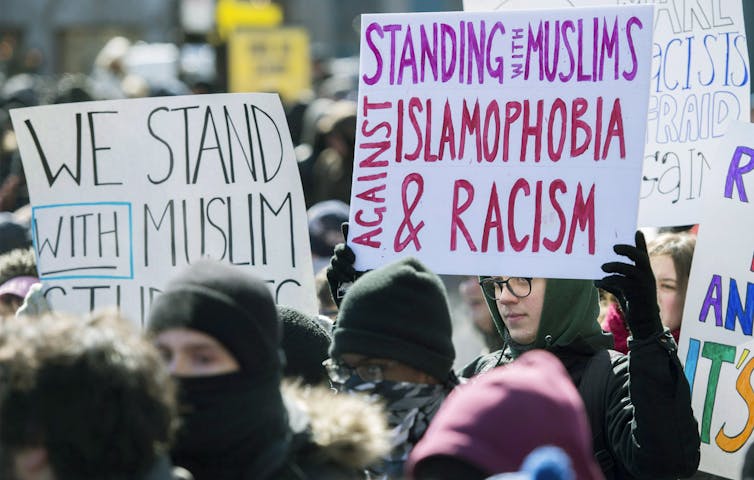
[459,276,700,480]
[461,277,613,373]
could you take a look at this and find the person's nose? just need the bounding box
[497,285,519,305]
[169,353,191,376]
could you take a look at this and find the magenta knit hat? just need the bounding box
[407,350,603,479]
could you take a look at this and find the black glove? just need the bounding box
[326,223,366,307]
[594,230,663,340]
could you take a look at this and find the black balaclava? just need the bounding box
[147,260,290,480]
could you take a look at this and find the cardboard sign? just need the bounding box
[10,93,317,324]
[348,7,653,278]
[229,28,311,105]
[465,0,751,228]
[677,121,754,479]
[216,0,282,40]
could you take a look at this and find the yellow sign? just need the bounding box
[229,27,311,105]
[216,0,282,39]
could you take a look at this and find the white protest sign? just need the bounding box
[465,0,751,228]
[11,93,317,324]
[464,0,607,8]
[349,7,653,278]
[677,121,754,479]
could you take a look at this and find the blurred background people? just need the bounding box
[307,199,349,274]
[648,231,697,343]
[450,275,505,369]
[90,36,131,99]
[315,267,339,320]
[460,276,504,347]
[0,246,37,318]
[0,212,30,255]
[308,100,356,206]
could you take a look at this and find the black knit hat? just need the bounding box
[330,257,455,381]
[147,260,282,375]
[0,213,30,255]
[278,305,331,385]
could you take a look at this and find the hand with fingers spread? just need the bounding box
[594,231,664,341]
[326,223,366,307]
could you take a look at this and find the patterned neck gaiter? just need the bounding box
[335,376,449,480]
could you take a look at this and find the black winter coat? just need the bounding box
[461,278,700,480]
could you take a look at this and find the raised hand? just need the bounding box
[595,231,663,341]
[325,223,366,307]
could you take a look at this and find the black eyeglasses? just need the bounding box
[323,358,391,383]
[479,277,532,300]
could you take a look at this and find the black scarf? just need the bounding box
[171,372,291,480]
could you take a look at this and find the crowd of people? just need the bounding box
[0,26,749,480]
[0,222,728,479]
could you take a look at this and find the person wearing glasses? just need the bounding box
[460,232,701,480]
[326,256,457,480]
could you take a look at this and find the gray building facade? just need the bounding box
[0,0,179,75]
[0,0,462,77]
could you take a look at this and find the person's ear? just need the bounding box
[14,447,54,480]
